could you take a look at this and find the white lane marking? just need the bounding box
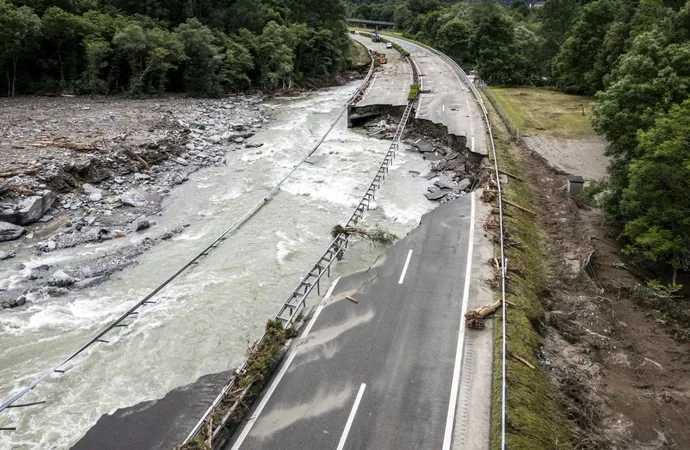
[336,383,367,450]
[301,277,340,339]
[231,277,341,449]
[442,191,476,450]
[231,351,298,450]
[398,249,413,284]
[442,104,445,112]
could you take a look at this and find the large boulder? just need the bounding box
[48,270,75,287]
[119,190,147,207]
[0,191,57,225]
[0,222,25,242]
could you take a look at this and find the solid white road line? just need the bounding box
[231,351,298,450]
[231,277,341,449]
[398,249,413,284]
[336,383,367,450]
[301,277,340,339]
[442,191,476,450]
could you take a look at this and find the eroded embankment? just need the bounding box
[480,94,575,450]
[482,85,690,449]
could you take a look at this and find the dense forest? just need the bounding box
[351,0,690,281]
[0,0,351,96]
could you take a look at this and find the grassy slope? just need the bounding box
[348,38,371,68]
[489,88,595,139]
[484,97,576,449]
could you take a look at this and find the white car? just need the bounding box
[386,42,393,49]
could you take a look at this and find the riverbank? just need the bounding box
[0,95,274,310]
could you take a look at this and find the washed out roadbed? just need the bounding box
[482,90,690,449]
[0,95,270,310]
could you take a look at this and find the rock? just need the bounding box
[48,270,75,287]
[0,191,57,225]
[408,170,420,176]
[15,296,26,307]
[458,178,472,191]
[175,157,189,166]
[0,222,25,242]
[171,173,188,185]
[234,137,245,144]
[480,157,490,168]
[114,177,125,185]
[134,173,151,181]
[1,302,10,309]
[136,219,151,231]
[421,172,438,180]
[37,240,57,252]
[38,215,54,223]
[0,250,15,260]
[209,135,222,144]
[245,142,263,148]
[233,124,246,131]
[73,276,105,289]
[499,174,509,184]
[119,190,147,207]
[83,183,101,196]
[425,191,449,201]
[186,143,195,151]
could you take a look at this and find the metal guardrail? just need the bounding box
[183,41,418,448]
[0,49,378,433]
[381,34,510,450]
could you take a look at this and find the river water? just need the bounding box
[0,82,435,449]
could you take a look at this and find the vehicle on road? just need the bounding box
[386,42,393,49]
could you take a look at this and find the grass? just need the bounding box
[408,83,419,101]
[488,88,596,139]
[348,38,370,68]
[179,319,297,449]
[483,94,576,449]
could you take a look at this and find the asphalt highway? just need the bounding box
[350,34,412,108]
[382,35,488,157]
[228,193,493,450]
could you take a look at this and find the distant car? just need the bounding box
[386,42,393,49]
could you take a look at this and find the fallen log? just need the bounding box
[31,137,101,151]
[465,299,503,330]
[0,167,40,178]
[504,199,535,216]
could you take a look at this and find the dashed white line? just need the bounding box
[398,249,413,284]
[442,191,476,450]
[336,383,367,450]
[442,104,445,112]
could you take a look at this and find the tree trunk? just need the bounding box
[672,266,677,285]
[12,56,17,97]
[6,66,10,97]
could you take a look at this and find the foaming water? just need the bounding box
[0,83,436,449]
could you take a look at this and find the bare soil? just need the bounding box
[523,135,609,181]
[522,147,690,449]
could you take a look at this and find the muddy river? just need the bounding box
[0,82,435,449]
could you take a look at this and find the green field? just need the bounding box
[488,88,596,139]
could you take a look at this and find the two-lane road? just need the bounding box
[228,194,492,450]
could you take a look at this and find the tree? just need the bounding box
[112,23,148,93]
[176,18,223,95]
[42,6,88,91]
[256,21,296,89]
[0,1,42,96]
[394,4,413,30]
[621,99,690,283]
[81,38,112,93]
[437,18,473,64]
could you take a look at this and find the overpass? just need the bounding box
[347,18,395,28]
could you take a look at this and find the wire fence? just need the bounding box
[476,81,522,144]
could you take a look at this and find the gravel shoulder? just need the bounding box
[0,95,270,310]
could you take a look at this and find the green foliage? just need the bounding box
[0,0,352,96]
[408,82,418,100]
